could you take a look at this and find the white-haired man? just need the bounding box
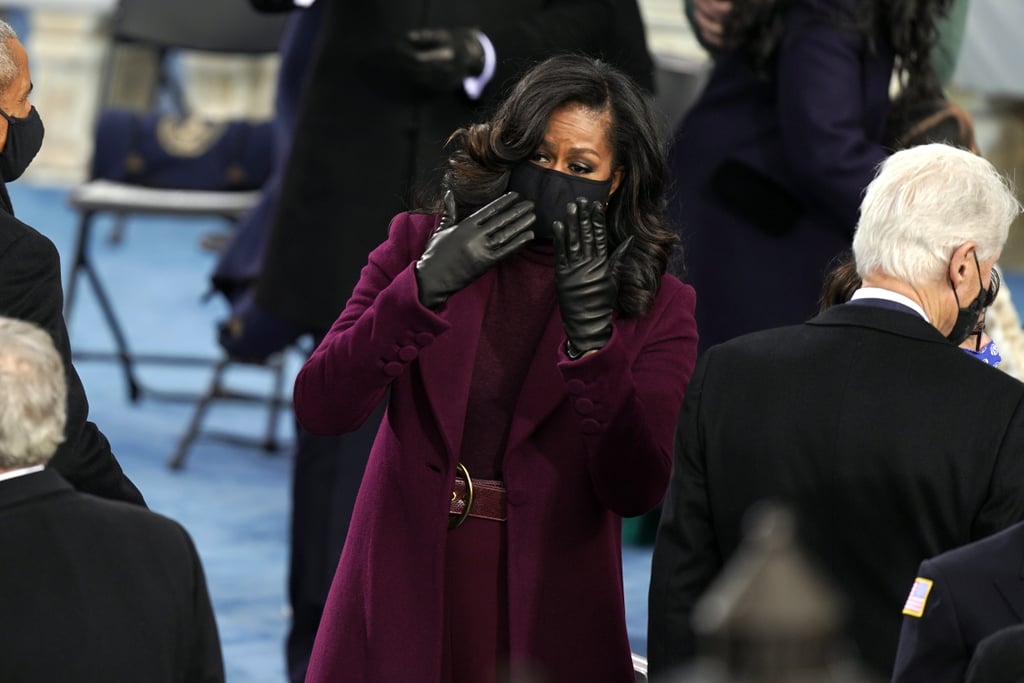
[648,144,1024,680]
[0,316,223,681]
[0,20,143,504]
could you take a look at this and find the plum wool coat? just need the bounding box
[294,211,698,682]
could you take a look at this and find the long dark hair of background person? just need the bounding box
[722,0,953,114]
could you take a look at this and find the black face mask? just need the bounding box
[947,252,999,345]
[506,162,612,241]
[0,106,44,182]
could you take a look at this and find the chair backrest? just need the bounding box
[113,0,288,54]
[632,652,649,682]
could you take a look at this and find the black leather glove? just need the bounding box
[395,27,485,93]
[553,199,632,356]
[415,190,535,310]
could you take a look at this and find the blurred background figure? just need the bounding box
[0,316,223,682]
[669,0,956,352]
[684,0,970,87]
[214,2,659,681]
[210,1,323,360]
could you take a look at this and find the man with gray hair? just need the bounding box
[0,315,224,681]
[0,19,143,504]
[649,144,1024,680]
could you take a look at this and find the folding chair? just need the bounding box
[632,652,649,683]
[63,0,291,467]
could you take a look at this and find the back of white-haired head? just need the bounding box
[0,317,66,469]
[853,144,1021,286]
[0,21,19,92]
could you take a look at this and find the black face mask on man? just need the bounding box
[947,252,999,345]
[0,105,44,182]
[506,161,612,241]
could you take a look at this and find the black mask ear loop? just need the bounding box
[946,250,988,345]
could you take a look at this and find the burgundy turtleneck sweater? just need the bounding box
[458,244,556,480]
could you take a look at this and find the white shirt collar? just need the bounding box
[850,287,930,322]
[0,464,45,483]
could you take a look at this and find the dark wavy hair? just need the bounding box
[435,54,677,319]
[721,0,953,115]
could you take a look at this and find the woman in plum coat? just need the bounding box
[293,55,698,682]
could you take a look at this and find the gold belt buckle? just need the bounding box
[449,462,474,530]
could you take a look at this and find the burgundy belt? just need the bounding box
[449,463,507,528]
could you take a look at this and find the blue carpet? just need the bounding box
[10,181,657,681]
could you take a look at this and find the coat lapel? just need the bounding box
[418,270,495,461]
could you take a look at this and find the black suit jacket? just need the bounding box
[648,302,1024,679]
[0,469,222,681]
[0,208,144,504]
[892,520,1024,683]
[255,0,655,332]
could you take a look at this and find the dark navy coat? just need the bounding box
[893,520,1024,683]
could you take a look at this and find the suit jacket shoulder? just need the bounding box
[0,470,223,681]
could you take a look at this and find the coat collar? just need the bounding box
[0,467,74,510]
[418,266,566,463]
[808,300,950,347]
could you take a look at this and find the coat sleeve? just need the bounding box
[557,280,699,517]
[647,349,723,678]
[293,213,451,436]
[892,559,970,683]
[0,223,145,505]
[775,0,889,233]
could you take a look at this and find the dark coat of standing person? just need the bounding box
[0,316,222,682]
[648,144,1024,680]
[892,520,1024,683]
[0,20,144,505]
[230,3,658,681]
[669,0,953,352]
[294,55,699,682]
[964,625,1024,683]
